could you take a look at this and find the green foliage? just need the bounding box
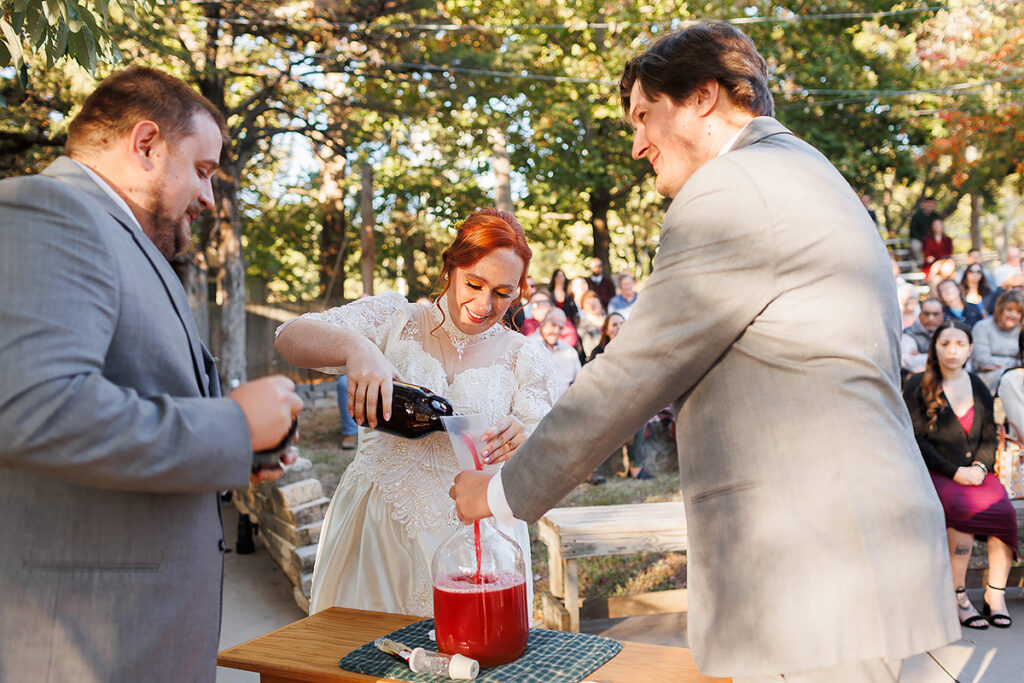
[4,0,1024,299]
[0,0,157,84]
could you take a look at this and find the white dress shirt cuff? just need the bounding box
[486,470,519,526]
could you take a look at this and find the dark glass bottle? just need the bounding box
[374,381,454,439]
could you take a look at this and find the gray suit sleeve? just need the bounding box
[0,176,252,493]
[501,162,778,522]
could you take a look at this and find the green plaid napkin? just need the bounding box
[338,619,622,682]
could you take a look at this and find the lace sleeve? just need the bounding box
[511,337,559,437]
[274,291,411,373]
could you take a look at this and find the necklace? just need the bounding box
[431,295,503,360]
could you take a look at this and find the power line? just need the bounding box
[342,57,1024,100]
[182,3,947,33]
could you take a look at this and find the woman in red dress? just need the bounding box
[903,320,1018,630]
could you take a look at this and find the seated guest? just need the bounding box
[902,298,944,381]
[956,249,995,290]
[922,218,953,277]
[568,276,591,324]
[608,274,639,319]
[587,312,653,480]
[971,291,1024,393]
[959,261,992,311]
[927,258,958,297]
[993,245,1023,288]
[520,288,579,347]
[984,272,1024,315]
[533,308,580,398]
[533,308,603,485]
[587,312,626,363]
[903,320,1018,631]
[892,255,920,329]
[577,290,606,360]
[937,278,984,328]
[549,268,579,326]
[502,275,534,331]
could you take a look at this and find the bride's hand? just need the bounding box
[480,415,526,465]
[345,337,402,428]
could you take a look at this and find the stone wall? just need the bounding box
[234,457,330,613]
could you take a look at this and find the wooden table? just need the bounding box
[218,607,729,682]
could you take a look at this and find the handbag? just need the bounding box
[995,423,1024,500]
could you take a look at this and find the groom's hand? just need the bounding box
[450,470,494,524]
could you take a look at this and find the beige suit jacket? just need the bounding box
[501,118,959,677]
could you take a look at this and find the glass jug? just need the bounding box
[431,518,529,667]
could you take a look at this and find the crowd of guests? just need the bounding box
[503,256,651,482]
[898,240,1021,632]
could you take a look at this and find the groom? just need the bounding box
[452,21,959,682]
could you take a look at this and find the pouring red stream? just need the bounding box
[460,432,484,583]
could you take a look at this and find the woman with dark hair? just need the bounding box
[549,267,579,326]
[587,312,625,363]
[936,277,984,328]
[959,262,991,310]
[276,208,558,616]
[903,320,1018,630]
[587,312,653,479]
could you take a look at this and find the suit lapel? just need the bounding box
[42,157,212,397]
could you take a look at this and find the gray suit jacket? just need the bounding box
[502,118,959,677]
[0,157,252,682]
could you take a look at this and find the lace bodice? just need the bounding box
[283,292,559,536]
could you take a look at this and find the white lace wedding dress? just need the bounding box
[284,291,557,616]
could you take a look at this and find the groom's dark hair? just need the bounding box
[67,66,228,157]
[619,21,774,118]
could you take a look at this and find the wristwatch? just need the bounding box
[252,417,299,472]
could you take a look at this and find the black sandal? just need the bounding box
[983,584,1013,629]
[956,587,989,630]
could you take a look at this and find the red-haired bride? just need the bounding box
[275,208,556,616]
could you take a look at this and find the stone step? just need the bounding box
[268,478,325,509]
[259,511,322,547]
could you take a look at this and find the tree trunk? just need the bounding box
[175,251,210,344]
[359,162,376,296]
[191,2,246,389]
[213,167,247,390]
[970,192,982,251]
[589,187,611,274]
[488,126,514,213]
[1002,194,1020,258]
[319,152,349,307]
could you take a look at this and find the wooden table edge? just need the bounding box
[217,607,729,682]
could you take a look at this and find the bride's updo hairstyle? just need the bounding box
[437,208,532,299]
[432,208,532,331]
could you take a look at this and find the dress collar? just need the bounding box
[431,292,504,358]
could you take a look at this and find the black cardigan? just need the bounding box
[902,372,997,479]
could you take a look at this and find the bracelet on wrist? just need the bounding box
[971,461,988,474]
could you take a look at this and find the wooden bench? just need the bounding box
[537,501,687,632]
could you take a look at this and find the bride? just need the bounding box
[275,208,557,616]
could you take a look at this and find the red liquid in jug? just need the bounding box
[433,570,529,667]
